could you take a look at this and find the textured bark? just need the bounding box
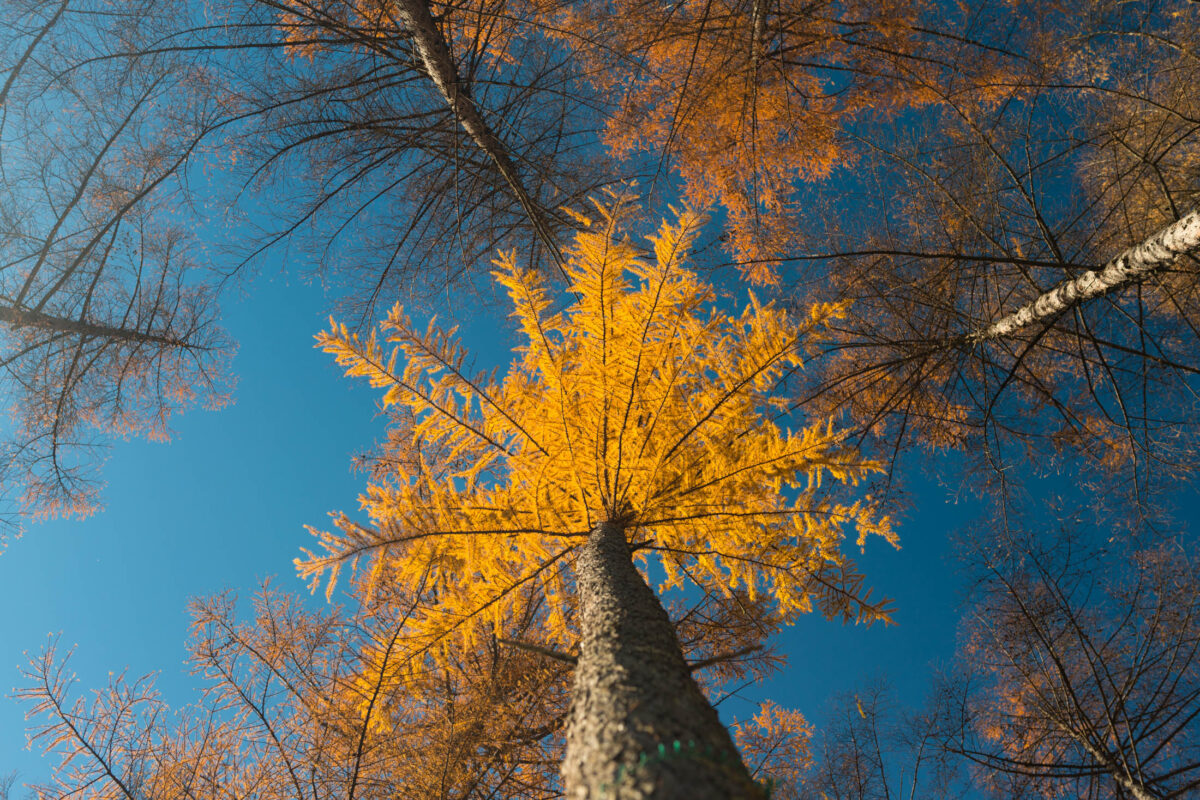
[392,0,564,267]
[562,521,764,800]
[969,208,1200,342]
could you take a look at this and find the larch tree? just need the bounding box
[299,198,893,798]
[18,584,572,800]
[0,0,232,531]
[934,524,1200,800]
[801,683,972,800]
[793,0,1200,511]
[555,0,1002,283]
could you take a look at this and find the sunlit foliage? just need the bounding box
[301,196,894,684]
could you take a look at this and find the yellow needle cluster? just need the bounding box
[300,197,895,672]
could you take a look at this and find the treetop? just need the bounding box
[301,197,895,670]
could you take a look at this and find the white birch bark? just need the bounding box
[969,209,1200,342]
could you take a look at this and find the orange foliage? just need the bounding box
[557,0,939,282]
[735,700,814,795]
[301,198,893,671]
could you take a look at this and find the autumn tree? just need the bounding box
[796,0,1200,510]
[554,0,1027,283]
[0,0,235,531]
[238,0,609,311]
[801,683,972,800]
[934,523,1200,800]
[296,198,893,798]
[17,581,575,800]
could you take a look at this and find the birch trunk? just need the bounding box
[1072,733,1163,800]
[969,209,1200,342]
[392,0,563,266]
[562,521,763,800]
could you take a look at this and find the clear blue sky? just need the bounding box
[0,251,973,784]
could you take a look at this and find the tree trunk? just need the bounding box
[968,208,1200,342]
[562,521,764,800]
[0,304,194,348]
[1072,733,1163,800]
[392,0,564,268]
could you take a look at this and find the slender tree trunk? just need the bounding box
[562,521,764,800]
[392,0,564,267]
[968,209,1200,342]
[0,304,193,348]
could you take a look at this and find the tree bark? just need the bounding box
[1073,732,1164,800]
[392,0,564,268]
[562,521,764,800]
[969,208,1200,342]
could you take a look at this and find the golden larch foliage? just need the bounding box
[300,196,894,677]
[735,700,814,795]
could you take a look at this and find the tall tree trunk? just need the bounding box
[562,521,764,800]
[392,0,565,268]
[968,208,1200,342]
[0,304,194,348]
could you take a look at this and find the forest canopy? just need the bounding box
[2,0,1200,798]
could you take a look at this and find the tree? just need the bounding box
[556,0,957,283]
[251,0,605,304]
[0,0,234,528]
[801,683,972,800]
[299,197,893,797]
[795,0,1200,510]
[18,583,573,800]
[936,524,1200,800]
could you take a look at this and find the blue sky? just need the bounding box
[0,270,378,780]
[0,251,973,785]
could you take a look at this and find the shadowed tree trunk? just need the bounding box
[562,521,764,800]
[0,304,201,348]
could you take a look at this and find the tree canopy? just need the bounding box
[7,0,1200,797]
[302,198,892,795]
